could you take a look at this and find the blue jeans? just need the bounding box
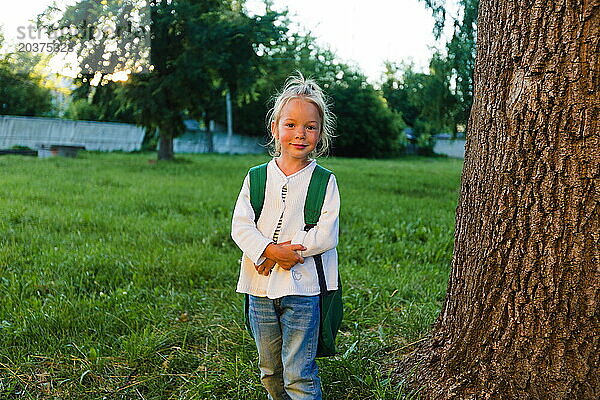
[248,295,322,400]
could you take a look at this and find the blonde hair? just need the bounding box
[266,72,335,158]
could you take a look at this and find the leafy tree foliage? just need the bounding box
[419,0,478,132]
[382,53,456,152]
[233,33,405,158]
[0,32,55,117]
[65,82,136,123]
[40,1,405,159]
[63,98,101,120]
[40,0,286,159]
[445,0,477,131]
[328,72,405,158]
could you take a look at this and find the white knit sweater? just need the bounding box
[231,159,340,299]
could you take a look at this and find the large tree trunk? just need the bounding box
[406,0,599,398]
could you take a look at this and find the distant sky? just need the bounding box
[0,0,57,42]
[1,0,455,83]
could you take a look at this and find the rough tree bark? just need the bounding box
[404,0,599,398]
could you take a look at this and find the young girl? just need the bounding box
[231,74,339,400]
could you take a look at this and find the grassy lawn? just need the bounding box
[0,152,463,399]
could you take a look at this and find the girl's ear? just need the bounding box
[271,120,277,138]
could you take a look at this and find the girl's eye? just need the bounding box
[286,123,295,128]
[307,125,316,130]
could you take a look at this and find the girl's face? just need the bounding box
[272,98,321,164]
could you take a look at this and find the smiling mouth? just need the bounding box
[291,144,308,148]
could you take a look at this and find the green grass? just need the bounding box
[0,152,463,399]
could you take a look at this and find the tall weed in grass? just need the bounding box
[0,152,462,399]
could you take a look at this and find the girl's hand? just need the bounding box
[262,241,306,270]
[277,242,306,270]
[255,258,276,276]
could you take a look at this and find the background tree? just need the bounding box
[40,0,286,160]
[401,0,599,398]
[0,31,55,117]
[420,0,478,134]
[234,32,405,158]
[445,0,477,133]
[123,1,286,159]
[328,71,405,158]
[64,82,136,122]
[382,53,456,153]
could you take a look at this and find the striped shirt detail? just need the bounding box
[272,185,287,243]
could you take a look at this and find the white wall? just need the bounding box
[434,138,466,159]
[174,131,265,154]
[0,116,145,152]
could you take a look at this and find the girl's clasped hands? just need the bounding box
[254,241,306,276]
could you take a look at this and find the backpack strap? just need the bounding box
[303,165,333,295]
[249,163,268,223]
[302,165,341,357]
[304,165,333,227]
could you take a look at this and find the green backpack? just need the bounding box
[244,162,343,357]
